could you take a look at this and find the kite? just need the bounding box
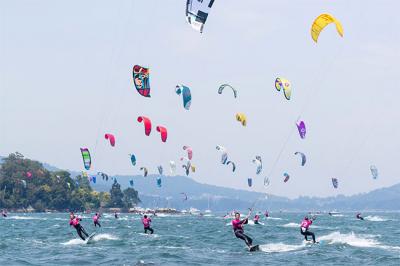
[158,165,163,176]
[227,161,236,172]
[294,152,306,166]
[175,84,192,110]
[332,178,339,189]
[370,165,378,179]
[275,78,291,100]
[97,172,109,181]
[264,177,270,187]
[185,0,215,33]
[80,148,91,170]
[311,14,343,43]
[21,180,26,188]
[218,84,237,98]
[105,133,115,147]
[170,161,176,174]
[235,113,247,126]
[216,145,228,164]
[156,126,168,142]
[180,192,188,201]
[252,156,262,175]
[140,167,148,177]
[283,172,290,183]
[137,116,152,136]
[248,178,253,187]
[132,65,151,97]
[26,172,32,179]
[129,154,136,166]
[183,145,193,160]
[296,120,306,139]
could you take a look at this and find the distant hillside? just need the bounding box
[91,174,400,212]
[2,155,399,211]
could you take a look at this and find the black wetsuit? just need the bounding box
[144,227,154,234]
[233,219,252,247]
[300,227,315,243]
[94,220,101,227]
[75,223,89,240]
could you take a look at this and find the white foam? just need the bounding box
[259,242,305,253]
[267,217,282,220]
[61,238,85,246]
[364,216,388,222]
[8,216,46,220]
[319,231,380,248]
[281,222,299,228]
[92,233,119,241]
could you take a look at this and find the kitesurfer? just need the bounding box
[69,213,89,240]
[300,216,316,243]
[232,210,253,248]
[93,213,101,227]
[1,209,7,217]
[114,211,119,219]
[356,213,364,220]
[254,214,260,224]
[142,215,154,234]
[264,211,269,218]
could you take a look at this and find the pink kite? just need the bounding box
[156,126,168,142]
[183,146,193,160]
[137,116,152,136]
[105,133,116,147]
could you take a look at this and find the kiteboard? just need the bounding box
[85,232,96,244]
[249,244,260,252]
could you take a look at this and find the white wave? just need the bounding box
[281,222,299,228]
[364,216,388,222]
[319,232,380,248]
[138,233,159,238]
[259,242,305,253]
[8,216,46,220]
[93,233,119,241]
[267,217,282,220]
[61,238,85,246]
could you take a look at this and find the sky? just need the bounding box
[1,0,399,199]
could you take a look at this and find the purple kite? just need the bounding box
[296,120,306,139]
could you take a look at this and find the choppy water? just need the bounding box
[1,212,399,265]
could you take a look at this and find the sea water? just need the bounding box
[1,212,399,265]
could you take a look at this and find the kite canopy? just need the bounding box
[140,167,148,177]
[129,154,137,166]
[370,165,378,179]
[294,152,306,166]
[264,177,270,187]
[296,120,306,139]
[157,165,163,175]
[185,0,215,33]
[183,146,193,160]
[227,161,236,172]
[252,156,262,175]
[311,13,343,43]
[80,148,91,170]
[235,113,247,126]
[332,178,339,189]
[21,179,27,188]
[175,84,192,110]
[170,161,176,174]
[275,78,291,100]
[180,192,188,201]
[216,145,228,164]
[218,84,237,98]
[283,172,290,183]
[105,133,115,147]
[247,178,253,187]
[156,126,168,142]
[137,116,152,136]
[132,65,151,97]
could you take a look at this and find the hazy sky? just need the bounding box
[1,0,399,198]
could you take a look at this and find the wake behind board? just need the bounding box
[85,233,96,244]
[249,245,260,252]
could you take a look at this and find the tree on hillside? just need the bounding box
[123,187,141,208]
[108,180,124,207]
